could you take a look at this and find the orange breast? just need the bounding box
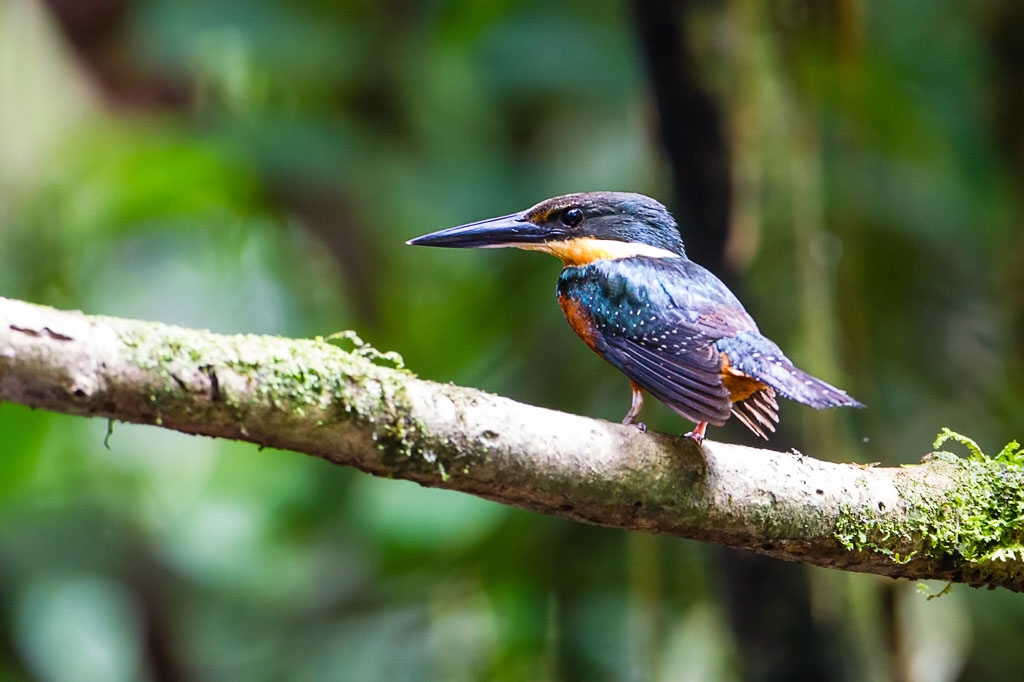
[558,295,603,353]
[720,352,769,403]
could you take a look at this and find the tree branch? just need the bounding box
[2,296,1023,591]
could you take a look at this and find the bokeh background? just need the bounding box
[2,0,1024,680]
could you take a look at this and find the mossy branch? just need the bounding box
[2,296,1024,591]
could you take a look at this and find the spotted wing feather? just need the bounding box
[602,329,732,425]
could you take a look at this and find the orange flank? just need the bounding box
[720,352,769,403]
[558,295,603,353]
[518,237,679,266]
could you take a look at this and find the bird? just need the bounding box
[406,191,862,443]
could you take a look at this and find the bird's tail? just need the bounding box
[717,331,863,409]
[768,362,864,409]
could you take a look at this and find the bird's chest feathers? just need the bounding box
[556,262,665,348]
[558,260,668,313]
[557,295,604,352]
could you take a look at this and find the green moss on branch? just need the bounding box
[836,429,1024,566]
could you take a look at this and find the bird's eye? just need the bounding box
[560,207,584,228]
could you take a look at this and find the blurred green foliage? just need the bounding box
[1,0,1023,680]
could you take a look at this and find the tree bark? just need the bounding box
[2,296,1023,591]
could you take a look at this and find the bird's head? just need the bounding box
[407,192,687,266]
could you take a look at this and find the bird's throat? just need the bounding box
[516,237,680,266]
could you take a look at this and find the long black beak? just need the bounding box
[406,213,556,249]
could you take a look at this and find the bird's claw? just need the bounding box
[622,415,647,432]
[684,421,708,444]
[683,429,705,444]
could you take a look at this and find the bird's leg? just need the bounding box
[684,421,708,444]
[622,381,647,432]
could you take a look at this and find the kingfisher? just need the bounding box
[407,192,862,442]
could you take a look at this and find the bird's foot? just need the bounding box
[684,421,708,445]
[621,415,648,432]
[621,382,645,431]
[683,430,704,444]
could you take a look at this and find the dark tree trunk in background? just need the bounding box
[987,0,1024,353]
[631,0,734,280]
[717,549,846,682]
[631,3,839,681]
